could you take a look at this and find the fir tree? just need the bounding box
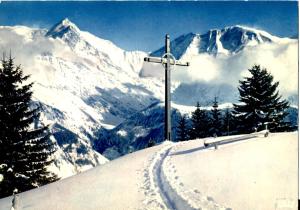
[209,97,222,137]
[0,56,57,198]
[232,65,289,133]
[176,114,189,141]
[189,102,209,139]
[147,138,155,147]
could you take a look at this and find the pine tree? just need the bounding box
[0,56,57,198]
[147,138,155,147]
[232,65,289,133]
[209,97,222,137]
[176,114,189,141]
[189,102,209,139]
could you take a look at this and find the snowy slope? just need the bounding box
[0,132,297,210]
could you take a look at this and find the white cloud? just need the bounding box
[141,40,298,98]
[175,54,220,82]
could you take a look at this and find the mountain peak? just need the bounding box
[150,33,196,59]
[46,18,80,38]
[151,25,278,59]
[61,18,71,25]
[220,24,272,34]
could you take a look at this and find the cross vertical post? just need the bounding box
[144,34,189,141]
[165,34,171,141]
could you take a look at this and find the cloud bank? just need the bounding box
[141,40,298,99]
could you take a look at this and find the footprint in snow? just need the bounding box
[146,200,154,205]
[207,196,214,202]
[194,189,200,194]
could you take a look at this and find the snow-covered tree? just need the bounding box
[189,102,209,139]
[0,56,57,198]
[176,114,189,141]
[232,65,289,133]
[209,97,222,136]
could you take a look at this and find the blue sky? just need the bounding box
[0,1,298,51]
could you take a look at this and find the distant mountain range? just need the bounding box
[151,25,287,58]
[0,19,297,175]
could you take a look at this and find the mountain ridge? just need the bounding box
[150,25,292,59]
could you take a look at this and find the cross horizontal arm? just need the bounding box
[174,61,190,67]
[144,56,162,64]
[144,56,189,67]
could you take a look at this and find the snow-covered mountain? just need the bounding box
[0,132,297,209]
[141,25,297,106]
[150,25,286,58]
[0,18,166,177]
[0,20,297,175]
[95,102,183,159]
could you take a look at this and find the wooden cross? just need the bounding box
[144,34,189,141]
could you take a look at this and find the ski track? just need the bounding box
[140,147,167,210]
[154,146,198,210]
[140,142,194,210]
[141,134,262,210]
[141,142,210,210]
[165,145,230,210]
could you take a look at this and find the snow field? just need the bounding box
[0,132,297,210]
[0,143,173,210]
[168,132,298,210]
[164,144,229,210]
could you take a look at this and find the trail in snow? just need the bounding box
[142,134,263,210]
[165,145,229,210]
[140,143,197,210]
[142,142,226,210]
[154,146,197,210]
